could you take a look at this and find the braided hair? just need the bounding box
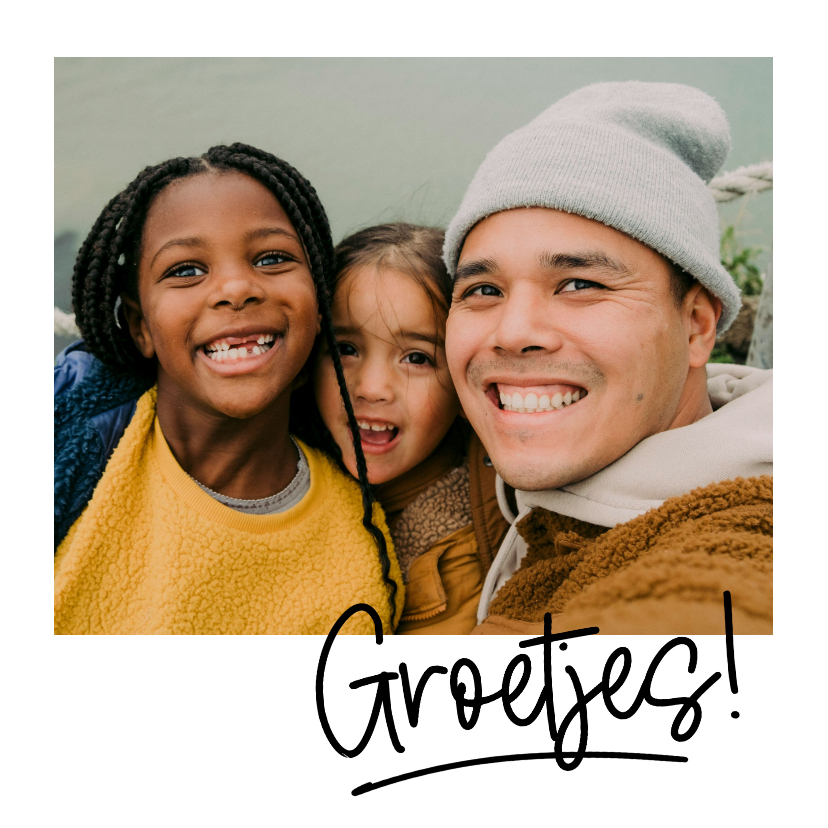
[71,142,398,623]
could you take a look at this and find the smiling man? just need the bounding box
[443,82,773,634]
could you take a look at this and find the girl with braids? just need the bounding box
[54,144,402,635]
[313,224,509,634]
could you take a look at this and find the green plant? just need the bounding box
[720,225,764,296]
[709,225,767,364]
[708,343,736,363]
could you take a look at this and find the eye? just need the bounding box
[558,278,604,293]
[166,263,206,279]
[337,342,358,357]
[464,284,502,298]
[402,351,433,366]
[256,252,292,267]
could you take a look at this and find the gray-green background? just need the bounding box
[55,57,772,353]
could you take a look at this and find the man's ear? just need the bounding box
[121,294,156,359]
[685,284,722,368]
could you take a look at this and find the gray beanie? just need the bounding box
[443,81,740,332]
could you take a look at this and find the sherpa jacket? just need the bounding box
[55,389,403,635]
[473,476,772,635]
[378,427,509,634]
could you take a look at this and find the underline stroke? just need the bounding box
[352,750,688,795]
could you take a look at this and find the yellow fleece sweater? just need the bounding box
[55,389,403,635]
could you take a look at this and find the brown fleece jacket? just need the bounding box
[378,427,509,634]
[475,476,772,636]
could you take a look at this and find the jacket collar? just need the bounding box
[503,364,773,529]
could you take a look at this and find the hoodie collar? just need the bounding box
[502,364,773,529]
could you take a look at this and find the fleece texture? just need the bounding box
[376,429,509,634]
[390,462,480,634]
[443,81,740,332]
[391,463,472,580]
[477,476,772,635]
[55,389,403,635]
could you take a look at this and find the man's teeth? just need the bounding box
[499,388,582,413]
[357,420,394,432]
[205,334,275,361]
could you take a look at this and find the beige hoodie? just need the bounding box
[479,364,773,622]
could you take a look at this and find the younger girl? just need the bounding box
[54,144,402,635]
[313,224,509,634]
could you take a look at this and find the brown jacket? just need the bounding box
[378,427,509,634]
[473,476,772,636]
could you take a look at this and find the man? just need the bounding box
[443,82,772,634]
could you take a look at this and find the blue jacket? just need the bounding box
[54,342,151,548]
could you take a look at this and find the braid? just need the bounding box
[73,156,205,378]
[206,144,398,623]
[70,143,398,625]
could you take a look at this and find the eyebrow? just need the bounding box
[454,251,632,287]
[453,257,499,287]
[538,251,631,276]
[333,325,442,348]
[149,227,301,269]
[243,226,302,246]
[149,236,204,269]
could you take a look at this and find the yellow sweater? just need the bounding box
[55,390,403,635]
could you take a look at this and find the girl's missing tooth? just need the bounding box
[314,224,509,634]
[54,144,402,635]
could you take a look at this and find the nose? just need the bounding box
[493,285,564,356]
[352,354,395,404]
[209,262,266,311]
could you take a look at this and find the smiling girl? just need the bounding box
[54,144,402,635]
[313,224,508,634]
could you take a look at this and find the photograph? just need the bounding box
[37,49,821,828]
[55,57,773,637]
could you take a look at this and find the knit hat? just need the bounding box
[444,81,740,332]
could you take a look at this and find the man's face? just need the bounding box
[446,208,698,491]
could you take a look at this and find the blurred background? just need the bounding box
[55,57,772,359]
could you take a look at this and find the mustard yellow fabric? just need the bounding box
[395,524,484,634]
[377,428,508,635]
[55,389,403,635]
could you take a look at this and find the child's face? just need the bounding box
[314,267,461,484]
[124,172,320,420]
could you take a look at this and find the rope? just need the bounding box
[708,162,773,203]
[54,162,774,335]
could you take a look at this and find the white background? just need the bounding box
[42,634,781,826]
[4,3,822,826]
